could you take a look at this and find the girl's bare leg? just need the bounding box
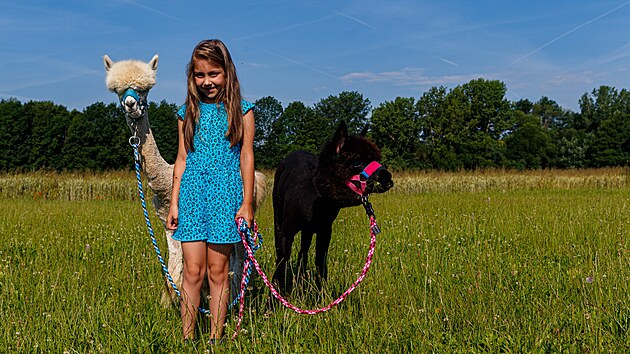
[180,241,207,340]
[206,243,233,340]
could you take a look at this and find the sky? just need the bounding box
[1,0,630,113]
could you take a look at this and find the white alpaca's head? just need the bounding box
[103,54,158,119]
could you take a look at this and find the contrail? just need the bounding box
[125,0,189,23]
[260,49,339,81]
[235,15,336,41]
[330,10,378,31]
[509,0,630,66]
[436,56,459,67]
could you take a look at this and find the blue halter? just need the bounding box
[121,88,141,104]
[119,87,148,120]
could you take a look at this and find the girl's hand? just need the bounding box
[166,205,179,230]
[235,204,254,229]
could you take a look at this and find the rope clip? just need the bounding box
[128,124,141,147]
[361,195,375,217]
[361,195,381,235]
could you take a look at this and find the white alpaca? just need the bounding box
[103,54,266,306]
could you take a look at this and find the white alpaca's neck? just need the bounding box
[130,112,174,223]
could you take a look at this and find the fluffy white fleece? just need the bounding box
[103,55,158,93]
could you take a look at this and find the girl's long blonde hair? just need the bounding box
[183,39,243,151]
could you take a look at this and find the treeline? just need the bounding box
[1,78,630,172]
[0,100,178,171]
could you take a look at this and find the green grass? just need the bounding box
[0,172,628,353]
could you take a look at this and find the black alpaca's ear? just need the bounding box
[359,124,369,137]
[332,121,348,154]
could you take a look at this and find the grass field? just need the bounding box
[0,170,628,353]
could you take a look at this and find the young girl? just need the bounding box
[166,39,255,343]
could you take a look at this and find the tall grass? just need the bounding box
[1,167,628,200]
[0,171,137,201]
[0,170,628,352]
[393,167,630,193]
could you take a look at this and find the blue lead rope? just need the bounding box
[130,139,258,314]
[235,217,263,303]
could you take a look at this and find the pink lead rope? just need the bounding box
[232,213,380,339]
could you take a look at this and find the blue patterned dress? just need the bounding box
[173,100,254,244]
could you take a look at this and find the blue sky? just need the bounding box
[1,0,630,112]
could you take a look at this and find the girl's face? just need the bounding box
[193,59,225,103]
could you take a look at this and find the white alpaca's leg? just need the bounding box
[162,229,183,306]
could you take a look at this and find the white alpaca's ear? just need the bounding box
[103,55,114,71]
[149,55,159,71]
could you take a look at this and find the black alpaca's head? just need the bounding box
[317,121,393,206]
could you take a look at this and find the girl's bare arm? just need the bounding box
[236,109,255,226]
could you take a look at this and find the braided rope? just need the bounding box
[232,214,379,338]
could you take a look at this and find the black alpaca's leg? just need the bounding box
[314,228,332,286]
[272,224,297,294]
[297,229,314,277]
[229,242,245,302]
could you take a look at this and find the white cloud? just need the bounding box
[340,68,482,87]
[547,71,600,87]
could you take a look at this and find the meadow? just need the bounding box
[0,169,628,353]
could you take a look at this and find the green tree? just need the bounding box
[313,91,371,137]
[578,86,630,167]
[437,86,472,170]
[533,96,563,129]
[63,102,130,171]
[462,78,512,139]
[513,98,534,114]
[148,100,179,164]
[253,96,283,149]
[253,96,283,168]
[282,101,327,154]
[25,101,72,170]
[416,86,458,169]
[0,99,27,170]
[504,111,552,169]
[62,110,94,170]
[371,97,423,170]
[554,133,589,168]
[458,78,511,168]
[262,101,315,168]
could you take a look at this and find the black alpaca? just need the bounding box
[272,121,393,292]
